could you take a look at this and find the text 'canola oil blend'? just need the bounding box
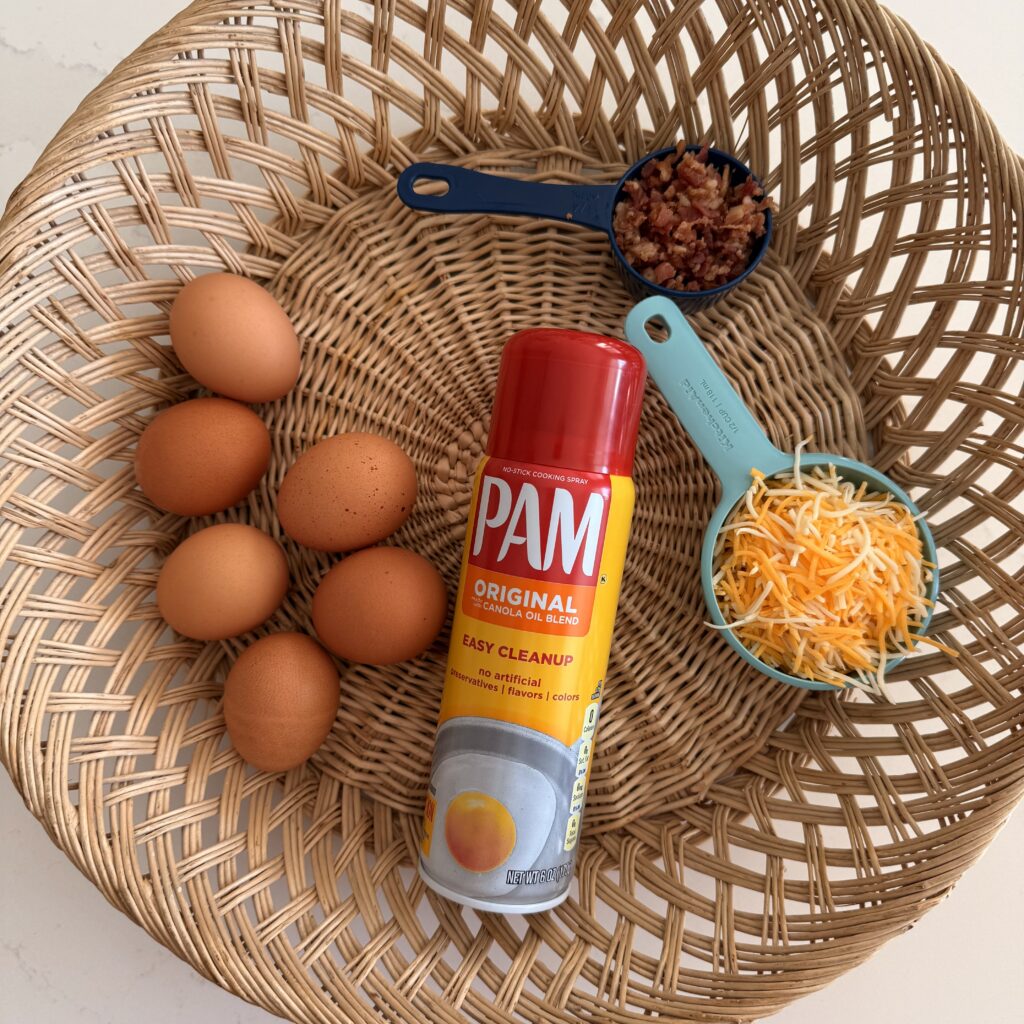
[420,329,646,912]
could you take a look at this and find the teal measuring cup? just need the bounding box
[623,295,940,691]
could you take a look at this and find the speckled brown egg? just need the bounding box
[277,433,418,552]
[169,273,300,402]
[312,546,447,665]
[224,632,340,773]
[135,397,271,516]
[157,523,289,640]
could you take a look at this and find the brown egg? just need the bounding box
[157,523,289,640]
[169,273,300,402]
[277,433,418,552]
[224,633,340,772]
[312,547,447,665]
[135,398,270,516]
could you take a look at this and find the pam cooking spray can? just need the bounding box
[420,329,646,913]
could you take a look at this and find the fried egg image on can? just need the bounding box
[446,791,516,872]
[428,751,557,899]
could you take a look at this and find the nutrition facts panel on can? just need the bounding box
[564,688,601,852]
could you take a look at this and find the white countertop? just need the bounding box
[1,2,1021,1022]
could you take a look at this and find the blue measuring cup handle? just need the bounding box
[397,163,617,232]
[624,296,789,495]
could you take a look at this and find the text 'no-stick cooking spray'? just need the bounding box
[420,329,646,913]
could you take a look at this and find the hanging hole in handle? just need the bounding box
[411,175,450,196]
[643,315,670,343]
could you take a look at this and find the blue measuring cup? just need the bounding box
[623,295,940,691]
[397,147,772,314]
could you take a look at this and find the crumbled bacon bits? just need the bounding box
[612,144,774,292]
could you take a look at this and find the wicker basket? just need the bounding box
[1,1,1022,1021]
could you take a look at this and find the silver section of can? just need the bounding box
[420,716,596,910]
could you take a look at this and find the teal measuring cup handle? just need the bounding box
[624,296,788,493]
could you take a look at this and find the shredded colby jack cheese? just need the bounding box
[711,446,953,697]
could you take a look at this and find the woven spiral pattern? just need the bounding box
[1,1,1022,1021]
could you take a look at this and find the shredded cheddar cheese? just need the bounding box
[711,446,953,698]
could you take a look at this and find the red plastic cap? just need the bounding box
[488,329,646,475]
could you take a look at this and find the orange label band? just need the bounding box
[461,564,596,636]
[421,794,436,857]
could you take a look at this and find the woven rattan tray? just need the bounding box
[1,1,1022,1021]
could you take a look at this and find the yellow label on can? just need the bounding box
[420,456,635,909]
[440,457,634,745]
